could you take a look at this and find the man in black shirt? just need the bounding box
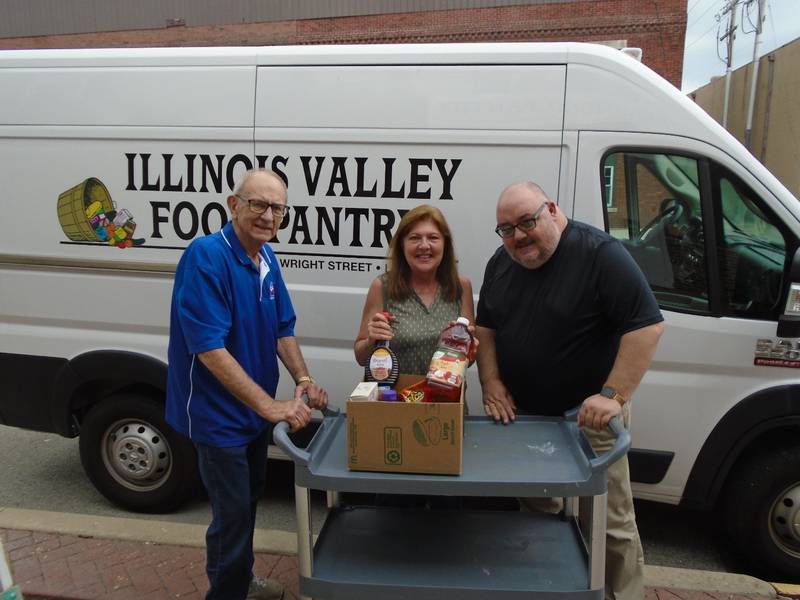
[476,181,664,600]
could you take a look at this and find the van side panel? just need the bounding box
[1,67,255,127]
[257,65,566,130]
[254,64,568,409]
[564,61,706,138]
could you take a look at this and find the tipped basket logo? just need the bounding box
[57,178,145,248]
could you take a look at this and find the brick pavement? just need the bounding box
[1,529,299,600]
[1,527,783,600]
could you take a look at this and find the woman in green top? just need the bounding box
[354,204,476,376]
[354,204,475,509]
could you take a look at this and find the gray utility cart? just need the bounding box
[274,409,630,600]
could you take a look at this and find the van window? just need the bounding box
[603,152,708,313]
[714,168,787,319]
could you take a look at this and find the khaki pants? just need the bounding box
[520,404,644,600]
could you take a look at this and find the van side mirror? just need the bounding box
[777,248,800,337]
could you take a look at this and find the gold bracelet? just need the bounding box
[296,375,315,386]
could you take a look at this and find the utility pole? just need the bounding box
[744,0,766,149]
[719,0,738,129]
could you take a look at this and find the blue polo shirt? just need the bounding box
[165,221,296,447]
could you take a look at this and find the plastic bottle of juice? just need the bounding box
[364,312,400,387]
[425,316,472,403]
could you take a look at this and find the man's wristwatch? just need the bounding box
[296,375,315,386]
[600,385,626,406]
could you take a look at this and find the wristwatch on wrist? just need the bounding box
[296,375,315,386]
[600,385,626,406]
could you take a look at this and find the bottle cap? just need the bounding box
[456,316,470,326]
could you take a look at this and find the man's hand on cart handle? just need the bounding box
[482,379,516,424]
[578,394,622,430]
[295,380,329,412]
[269,396,311,433]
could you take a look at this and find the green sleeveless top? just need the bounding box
[381,274,462,376]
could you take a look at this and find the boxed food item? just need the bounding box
[349,381,379,402]
[346,374,463,475]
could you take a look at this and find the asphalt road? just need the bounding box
[0,424,755,576]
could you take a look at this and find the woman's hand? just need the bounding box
[447,320,479,363]
[366,311,395,345]
[466,324,479,363]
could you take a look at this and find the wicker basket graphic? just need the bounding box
[57,178,114,241]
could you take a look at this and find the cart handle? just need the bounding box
[563,408,631,473]
[273,404,340,466]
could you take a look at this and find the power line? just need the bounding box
[766,0,776,44]
[741,0,759,34]
[687,0,724,28]
[687,0,710,14]
[686,19,723,48]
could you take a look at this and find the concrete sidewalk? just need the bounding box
[0,507,788,600]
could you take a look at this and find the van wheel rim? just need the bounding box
[770,481,800,558]
[101,419,172,492]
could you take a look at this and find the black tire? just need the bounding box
[79,393,199,513]
[724,445,800,580]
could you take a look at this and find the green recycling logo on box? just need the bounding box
[384,427,402,465]
[57,178,145,249]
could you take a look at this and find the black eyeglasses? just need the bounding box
[235,195,289,219]
[494,202,549,238]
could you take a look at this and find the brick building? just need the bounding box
[0,1,687,87]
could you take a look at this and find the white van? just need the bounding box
[1,43,798,578]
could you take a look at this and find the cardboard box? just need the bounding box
[347,374,463,475]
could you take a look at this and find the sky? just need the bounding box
[681,0,800,92]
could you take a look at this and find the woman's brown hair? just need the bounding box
[385,204,462,302]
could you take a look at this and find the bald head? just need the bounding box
[498,181,550,212]
[234,169,287,200]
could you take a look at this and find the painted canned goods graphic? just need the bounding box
[57,178,145,248]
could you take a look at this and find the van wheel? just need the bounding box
[79,394,199,513]
[724,445,800,579]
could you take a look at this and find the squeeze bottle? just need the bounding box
[425,317,472,402]
[364,312,400,386]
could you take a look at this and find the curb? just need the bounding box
[0,507,295,556]
[644,565,776,597]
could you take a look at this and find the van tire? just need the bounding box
[724,445,800,579]
[79,394,199,513]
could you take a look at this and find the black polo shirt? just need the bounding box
[476,220,663,415]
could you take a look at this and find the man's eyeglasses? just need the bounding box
[235,195,289,219]
[494,202,549,238]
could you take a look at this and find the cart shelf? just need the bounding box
[304,506,597,600]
